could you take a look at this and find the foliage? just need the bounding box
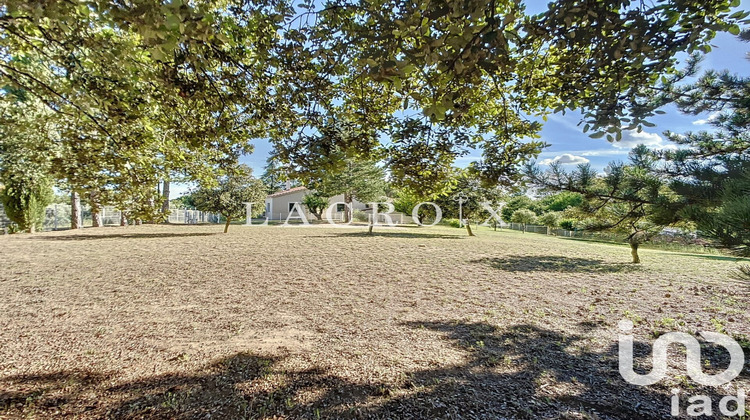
[392,187,439,224]
[270,1,746,194]
[2,0,747,225]
[537,212,562,230]
[526,146,683,262]
[302,192,329,220]
[559,219,576,231]
[171,194,197,209]
[261,157,297,194]
[433,170,505,221]
[0,176,53,234]
[0,0,292,221]
[540,192,583,212]
[314,159,387,222]
[648,31,750,257]
[443,218,463,229]
[192,165,266,233]
[0,98,55,233]
[511,209,537,231]
[500,195,541,223]
[352,210,369,223]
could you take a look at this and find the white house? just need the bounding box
[264,187,369,221]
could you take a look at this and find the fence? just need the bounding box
[0,204,220,232]
[505,222,586,237]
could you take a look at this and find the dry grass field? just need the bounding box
[0,224,748,419]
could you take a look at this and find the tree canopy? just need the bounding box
[1,0,747,231]
[192,165,266,233]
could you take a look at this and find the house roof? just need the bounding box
[267,186,309,199]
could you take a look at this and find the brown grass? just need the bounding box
[0,224,748,419]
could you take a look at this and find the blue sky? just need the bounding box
[171,2,750,198]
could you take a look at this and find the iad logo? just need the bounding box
[618,320,747,417]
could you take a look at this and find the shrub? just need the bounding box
[353,210,369,222]
[537,212,562,230]
[0,176,53,233]
[443,218,462,228]
[559,219,576,230]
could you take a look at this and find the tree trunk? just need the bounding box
[71,192,82,229]
[120,212,128,226]
[161,180,170,216]
[630,241,641,264]
[90,191,103,227]
[465,220,475,236]
[224,217,231,233]
[344,193,352,223]
[28,224,35,234]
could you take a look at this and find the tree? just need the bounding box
[261,157,297,194]
[171,194,197,209]
[501,195,541,224]
[537,212,562,235]
[0,177,53,234]
[0,97,54,233]
[433,171,504,236]
[316,159,387,223]
[526,146,683,263]
[511,209,537,233]
[271,0,746,195]
[301,192,329,220]
[540,192,583,212]
[392,187,440,225]
[193,166,266,233]
[642,30,750,275]
[1,1,293,227]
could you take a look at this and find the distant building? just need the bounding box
[264,187,369,221]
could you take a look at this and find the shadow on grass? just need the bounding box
[2,322,743,418]
[470,255,639,273]
[29,232,219,241]
[307,230,466,240]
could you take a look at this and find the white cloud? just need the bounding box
[692,111,721,126]
[612,130,677,151]
[578,149,631,157]
[539,153,590,165]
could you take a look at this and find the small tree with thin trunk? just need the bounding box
[302,192,329,220]
[432,170,504,236]
[537,211,562,235]
[193,165,266,233]
[511,209,537,233]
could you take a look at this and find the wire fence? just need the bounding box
[0,203,220,232]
